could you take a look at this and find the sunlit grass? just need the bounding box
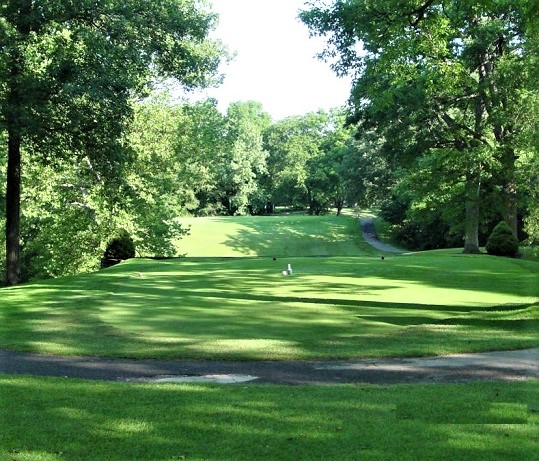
[1,250,537,359]
[1,215,536,460]
[1,375,537,460]
[174,214,377,257]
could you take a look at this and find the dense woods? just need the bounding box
[300,0,539,253]
[0,0,224,284]
[1,0,538,284]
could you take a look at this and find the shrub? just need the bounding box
[486,221,519,257]
[104,229,136,260]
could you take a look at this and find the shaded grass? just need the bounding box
[1,251,537,359]
[1,375,537,460]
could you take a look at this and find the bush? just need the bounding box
[104,229,136,260]
[486,221,519,257]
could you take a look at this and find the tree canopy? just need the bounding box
[300,0,539,253]
[0,0,225,284]
[2,0,538,284]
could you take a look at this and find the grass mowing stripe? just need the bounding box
[1,376,537,461]
[1,252,537,359]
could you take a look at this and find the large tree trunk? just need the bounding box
[463,172,481,254]
[6,126,21,285]
[4,1,31,285]
[502,147,518,238]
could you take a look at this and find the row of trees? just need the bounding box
[131,97,356,218]
[2,78,537,283]
[300,0,539,253]
[0,90,358,282]
[2,0,538,284]
[128,96,412,223]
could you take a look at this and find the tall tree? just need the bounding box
[264,111,330,209]
[174,98,228,215]
[0,0,224,284]
[220,101,271,215]
[338,130,391,209]
[305,109,351,215]
[301,0,534,253]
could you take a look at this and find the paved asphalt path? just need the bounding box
[359,218,404,254]
[1,348,537,384]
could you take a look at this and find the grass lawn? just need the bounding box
[0,214,537,359]
[174,214,377,257]
[1,214,538,460]
[1,376,537,461]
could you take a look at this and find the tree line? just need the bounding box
[0,89,362,283]
[2,0,538,285]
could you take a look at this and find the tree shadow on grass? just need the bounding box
[1,254,537,359]
[357,315,539,330]
[215,215,375,257]
[2,268,537,360]
[1,377,537,460]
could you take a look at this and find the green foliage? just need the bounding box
[516,122,539,245]
[263,109,350,213]
[1,0,226,284]
[486,221,520,257]
[247,189,271,215]
[16,155,110,281]
[1,0,225,169]
[339,131,390,208]
[104,229,135,260]
[379,186,463,251]
[220,101,271,215]
[172,98,228,214]
[301,0,537,253]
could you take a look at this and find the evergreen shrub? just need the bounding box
[104,229,136,260]
[486,221,519,257]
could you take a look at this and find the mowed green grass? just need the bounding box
[175,214,377,257]
[1,376,537,461]
[1,214,537,359]
[1,214,538,461]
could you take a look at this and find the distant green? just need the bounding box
[1,376,537,461]
[175,214,377,257]
[1,214,537,359]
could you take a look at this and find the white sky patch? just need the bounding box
[182,0,352,120]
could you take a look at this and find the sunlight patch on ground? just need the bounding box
[187,339,304,358]
[147,374,259,384]
[282,274,527,307]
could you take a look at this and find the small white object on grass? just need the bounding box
[282,270,288,276]
[287,263,292,275]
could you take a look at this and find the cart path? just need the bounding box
[359,218,405,254]
[1,348,537,384]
